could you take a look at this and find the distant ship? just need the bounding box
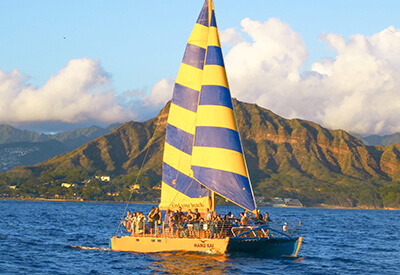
[110,0,302,257]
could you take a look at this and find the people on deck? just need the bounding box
[123,208,281,239]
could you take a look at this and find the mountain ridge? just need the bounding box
[0,123,120,171]
[2,100,400,208]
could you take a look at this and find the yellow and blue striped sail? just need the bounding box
[161,0,257,213]
[160,0,212,212]
[191,0,256,213]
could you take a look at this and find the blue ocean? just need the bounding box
[0,200,399,274]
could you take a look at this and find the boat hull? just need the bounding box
[110,236,230,254]
[226,236,303,257]
[110,235,302,257]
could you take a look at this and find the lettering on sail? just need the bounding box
[169,202,205,209]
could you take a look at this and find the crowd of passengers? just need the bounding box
[122,207,275,238]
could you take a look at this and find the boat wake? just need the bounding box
[70,245,110,251]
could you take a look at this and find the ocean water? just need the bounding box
[0,200,399,274]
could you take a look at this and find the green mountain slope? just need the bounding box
[2,100,400,208]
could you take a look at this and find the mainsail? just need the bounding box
[160,0,256,213]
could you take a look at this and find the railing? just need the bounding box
[118,219,301,240]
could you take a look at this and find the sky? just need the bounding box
[1,0,400,136]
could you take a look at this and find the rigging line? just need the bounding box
[114,119,162,236]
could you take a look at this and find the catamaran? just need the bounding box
[111,0,302,257]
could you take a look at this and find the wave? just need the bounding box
[69,245,110,251]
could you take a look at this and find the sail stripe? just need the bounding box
[172,84,199,113]
[191,146,248,177]
[199,85,233,109]
[175,63,204,92]
[202,65,229,87]
[196,1,209,26]
[162,163,210,198]
[207,27,221,47]
[210,10,217,28]
[192,166,256,211]
[165,124,193,155]
[182,44,206,70]
[194,126,243,153]
[167,103,197,135]
[205,46,224,67]
[188,24,209,49]
[196,105,237,130]
[163,143,192,175]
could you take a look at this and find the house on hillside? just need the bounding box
[61,183,79,188]
[61,183,72,188]
[95,176,110,182]
[130,184,140,193]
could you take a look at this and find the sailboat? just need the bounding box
[111,0,302,257]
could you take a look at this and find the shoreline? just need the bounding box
[1,198,399,210]
[0,197,155,205]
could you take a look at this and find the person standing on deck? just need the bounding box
[175,207,185,237]
[123,210,132,232]
[148,207,156,235]
[204,208,212,238]
[263,212,275,225]
[163,209,172,236]
[254,209,264,226]
[211,211,221,238]
[193,208,201,238]
[137,212,146,234]
[240,212,250,226]
[153,207,162,235]
[130,212,137,235]
[205,208,212,222]
[186,209,194,237]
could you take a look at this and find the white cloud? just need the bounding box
[3,21,400,136]
[0,58,134,125]
[220,27,245,47]
[222,19,400,136]
[143,78,174,109]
